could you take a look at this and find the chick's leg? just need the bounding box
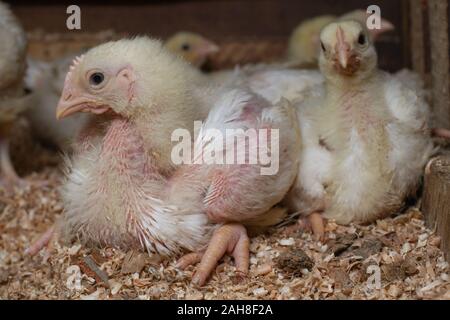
[307,212,326,241]
[0,138,22,189]
[25,223,60,260]
[177,223,250,286]
[286,211,326,241]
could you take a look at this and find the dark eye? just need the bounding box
[181,43,190,51]
[89,72,104,86]
[358,33,366,45]
[320,41,326,52]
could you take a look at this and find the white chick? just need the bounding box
[284,20,434,238]
[27,37,300,286]
[25,33,218,150]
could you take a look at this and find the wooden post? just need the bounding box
[422,156,450,260]
[428,0,450,128]
[409,0,426,78]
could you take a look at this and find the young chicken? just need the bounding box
[284,20,434,238]
[27,37,300,286]
[25,33,218,150]
[0,1,30,189]
[165,31,219,68]
[287,10,394,67]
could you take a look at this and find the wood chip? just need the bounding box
[254,264,272,276]
[276,248,314,276]
[328,233,357,256]
[121,250,148,274]
[350,238,384,259]
[78,256,110,287]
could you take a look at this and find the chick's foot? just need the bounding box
[25,224,59,260]
[284,212,326,241]
[0,138,24,191]
[176,223,250,286]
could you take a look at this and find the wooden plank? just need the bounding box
[409,0,426,78]
[428,0,450,128]
[7,0,406,71]
[422,155,450,260]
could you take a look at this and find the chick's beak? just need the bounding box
[333,27,360,75]
[56,86,109,119]
[196,38,220,56]
[335,27,351,69]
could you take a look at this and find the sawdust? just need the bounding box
[0,160,449,300]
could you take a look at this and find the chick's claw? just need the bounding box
[287,212,326,242]
[178,223,250,287]
[176,252,204,270]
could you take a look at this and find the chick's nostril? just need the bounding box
[64,92,72,101]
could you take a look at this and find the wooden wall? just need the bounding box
[8,0,407,71]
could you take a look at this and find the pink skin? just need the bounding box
[27,60,140,255]
[431,128,450,140]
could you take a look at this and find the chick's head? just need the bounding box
[165,31,219,67]
[56,37,199,120]
[319,20,377,80]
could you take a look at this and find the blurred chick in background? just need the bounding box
[0,1,31,189]
[164,31,219,68]
[25,54,91,150]
[286,9,395,67]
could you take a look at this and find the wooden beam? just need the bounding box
[422,155,450,260]
[428,0,450,128]
[409,0,426,78]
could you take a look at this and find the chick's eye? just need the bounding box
[320,41,326,52]
[181,43,190,51]
[358,33,366,45]
[89,72,104,86]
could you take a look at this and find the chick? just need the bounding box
[284,20,434,239]
[25,54,91,150]
[27,37,300,286]
[165,31,219,68]
[287,9,394,67]
[0,1,30,189]
[25,33,217,150]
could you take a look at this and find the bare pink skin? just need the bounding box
[431,128,450,140]
[26,116,166,255]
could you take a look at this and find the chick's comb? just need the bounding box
[65,54,85,85]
